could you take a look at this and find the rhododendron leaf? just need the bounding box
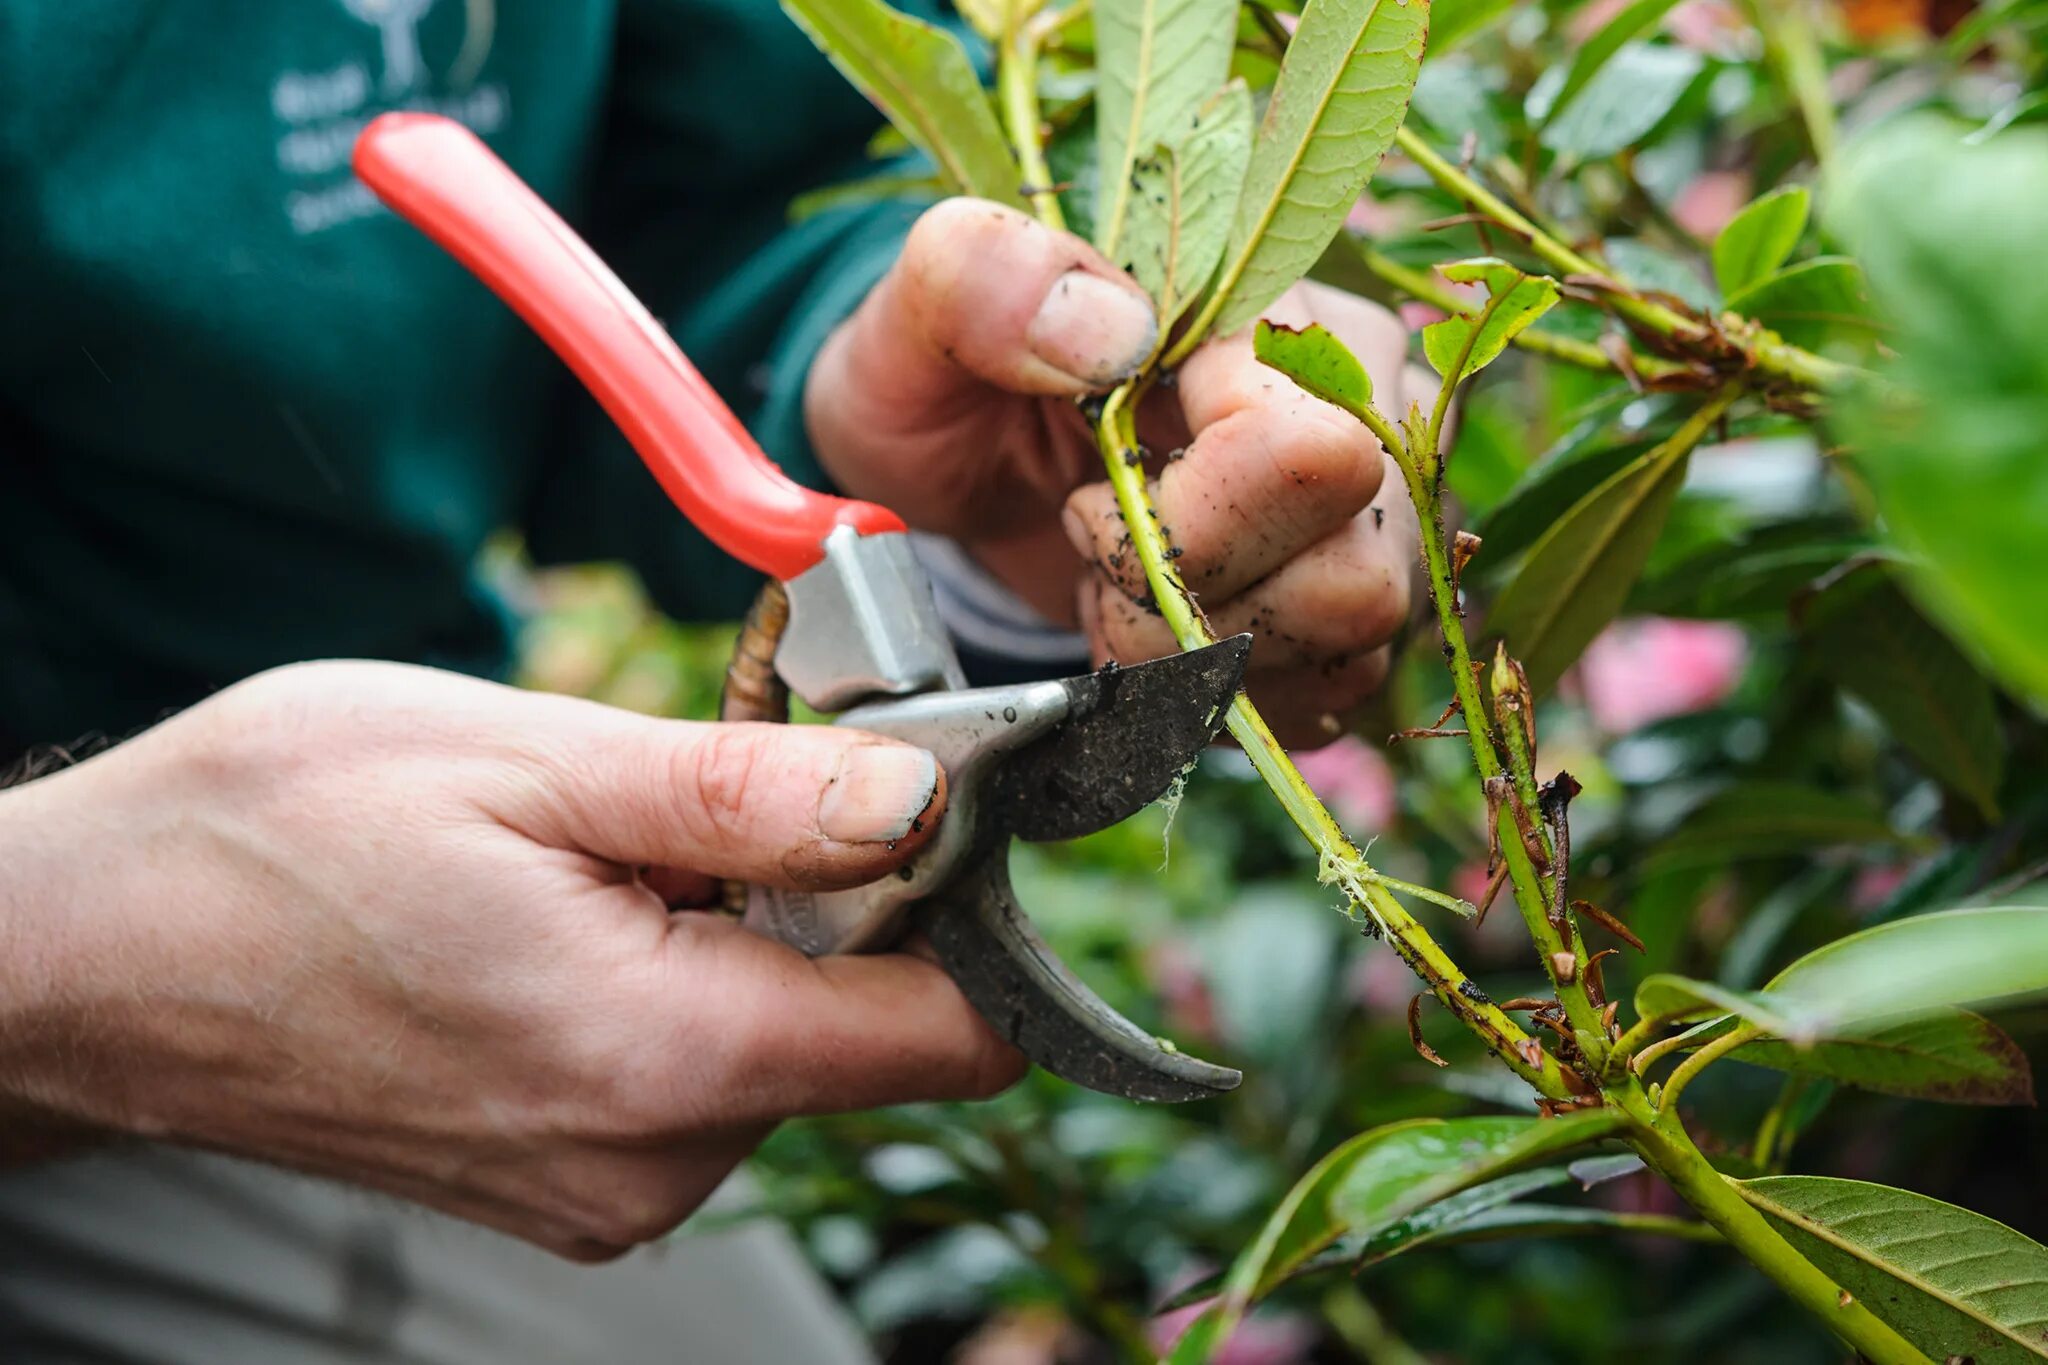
[780,0,1024,206]
[1485,434,1692,694]
[1125,82,1254,324]
[1740,1177,2048,1362]
[1713,184,1811,295]
[1803,563,2005,820]
[1423,259,1561,381]
[1254,319,1373,414]
[1094,0,1239,264]
[1724,257,1881,353]
[1204,0,1429,340]
[1165,1112,1619,1362]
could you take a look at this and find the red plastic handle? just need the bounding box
[352,113,903,581]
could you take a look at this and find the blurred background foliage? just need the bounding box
[507,0,2048,1358]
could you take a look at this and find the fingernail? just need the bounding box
[1060,505,1095,562]
[818,744,940,844]
[1028,271,1157,386]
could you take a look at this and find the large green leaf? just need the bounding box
[1741,1176,2048,1362]
[1759,906,2048,1036]
[1422,258,1562,381]
[1725,1011,2034,1106]
[1724,257,1881,353]
[1535,0,1683,128]
[1093,0,1238,262]
[1632,520,1885,619]
[1125,82,1254,324]
[1165,1112,1619,1363]
[1485,426,1695,694]
[779,0,1024,206]
[1661,905,2048,1060]
[1828,117,2048,705]
[1204,0,1429,340]
[1645,781,1910,874]
[1472,397,1668,569]
[1539,42,1704,162]
[1712,185,1811,296]
[1803,564,2006,819]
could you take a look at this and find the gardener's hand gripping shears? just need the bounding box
[354,113,1247,1102]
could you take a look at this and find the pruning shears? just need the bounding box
[353,113,1247,1102]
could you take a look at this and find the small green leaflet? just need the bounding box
[1422,257,1562,381]
[1741,1176,2048,1362]
[779,0,1024,208]
[1126,82,1254,325]
[1724,257,1882,353]
[1165,1112,1619,1364]
[1253,318,1373,414]
[1200,0,1430,344]
[1094,0,1239,263]
[1712,185,1811,296]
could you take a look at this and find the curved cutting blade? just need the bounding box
[919,863,1242,1103]
[992,634,1252,844]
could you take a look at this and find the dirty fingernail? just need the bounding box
[1028,271,1157,387]
[818,744,940,844]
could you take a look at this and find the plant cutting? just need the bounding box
[764,0,2048,1359]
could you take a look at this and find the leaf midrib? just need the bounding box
[1099,0,1164,256]
[1215,0,1394,312]
[1740,1181,2048,1355]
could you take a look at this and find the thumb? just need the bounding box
[818,198,1158,410]
[508,716,947,890]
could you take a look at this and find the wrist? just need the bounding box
[0,768,114,1157]
[0,728,227,1157]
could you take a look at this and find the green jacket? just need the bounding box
[0,0,927,750]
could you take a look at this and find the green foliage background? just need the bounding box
[510,0,2048,1359]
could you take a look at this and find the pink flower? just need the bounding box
[1347,946,1420,1018]
[1672,169,1754,240]
[1292,735,1397,834]
[1576,618,1748,734]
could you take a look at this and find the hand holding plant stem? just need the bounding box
[777,0,2048,1359]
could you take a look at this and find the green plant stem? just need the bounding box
[1392,127,1859,392]
[1627,1028,1695,1079]
[1094,383,1569,1099]
[1389,432,1606,1058]
[1624,1102,1935,1365]
[1358,244,1693,384]
[1657,1024,1757,1114]
[999,1,1068,230]
[1740,0,1838,164]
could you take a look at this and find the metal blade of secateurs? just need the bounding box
[918,862,1243,1102]
[991,634,1252,844]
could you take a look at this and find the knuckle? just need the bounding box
[675,724,768,845]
